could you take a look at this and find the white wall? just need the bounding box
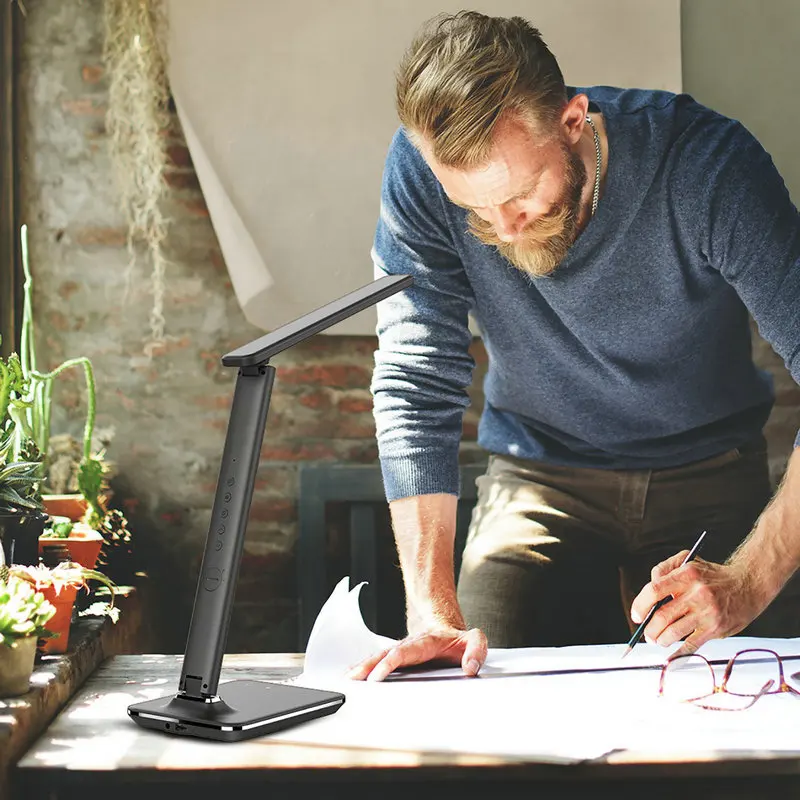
[681,0,800,203]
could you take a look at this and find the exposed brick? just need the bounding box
[338,395,373,414]
[248,499,296,524]
[201,418,228,432]
[167,144,193,169]
[73,226,127,247]
[114,388,136,412]
[345,442,379,462]
[192,393,232,411]
[61,98,106,116]
[145,335,192,357]
[260,442,338,461]
[81,64,104,84]
[253,466,295,497]
[47,309,71,332]
[159,113,185,141]
[199,351,225,376]
[297,390,332,410]
[59,388,83,411]
[57,280,81,300]
[177,196,209,217]
[303,335,378,358]
[276,364,371,390]
[331,418,376,439]
[209,248,227,272]
[164,169,201,192]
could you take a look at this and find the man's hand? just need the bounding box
[630,551,771,658]
[346,625,487,682]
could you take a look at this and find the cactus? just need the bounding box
[0,575,57,648]
[18,225,99,478]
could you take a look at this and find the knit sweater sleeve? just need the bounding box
[677,112,800,450]
[370,130,476,502]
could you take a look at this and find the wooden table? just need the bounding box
[13,654,800,800]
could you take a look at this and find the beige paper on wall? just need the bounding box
[166,0,681,335]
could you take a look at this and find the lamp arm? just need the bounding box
[221,274,412,368]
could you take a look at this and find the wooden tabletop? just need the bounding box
[12,653,800,800]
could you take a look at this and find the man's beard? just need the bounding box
[467,145,588,278]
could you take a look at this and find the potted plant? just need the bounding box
[39,515,104,571]
[16,224,104,522]
[76,453,136,584]
[0,353,48,566]
[0,570,57,696]
[15,225,135,578]
[8,561,118,654]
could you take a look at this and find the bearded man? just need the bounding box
[348,11,800,681]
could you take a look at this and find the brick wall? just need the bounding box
[16,0,485,652]
[16,1,797,652]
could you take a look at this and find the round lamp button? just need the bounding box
[203,567,223,592]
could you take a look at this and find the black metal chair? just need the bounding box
[296,462,485,650]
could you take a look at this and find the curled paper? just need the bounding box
[302,577,396,678]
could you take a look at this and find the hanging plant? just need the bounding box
[102,0,171,356]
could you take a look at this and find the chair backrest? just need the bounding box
[296,462,485,650]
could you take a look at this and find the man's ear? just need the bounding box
[560,94,590,146]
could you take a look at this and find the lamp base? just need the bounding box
[128,679,345,742]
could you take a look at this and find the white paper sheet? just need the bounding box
[269,578,800,762]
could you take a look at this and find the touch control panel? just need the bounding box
[203,472,236,590]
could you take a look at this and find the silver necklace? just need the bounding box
[585,115,601,217]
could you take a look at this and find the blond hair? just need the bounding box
[396,11,567,168]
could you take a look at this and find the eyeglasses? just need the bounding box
[658,648,800,711]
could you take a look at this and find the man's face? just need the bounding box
[422,113,588,277]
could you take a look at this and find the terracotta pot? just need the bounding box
[42,493,113,523]
[41,494,88,522]
[39,523,104,570]
[0,636,37,696]
[38,583,79,654]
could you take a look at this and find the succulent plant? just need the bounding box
[96,508,135,583]
[0,575,57,647]
[9,561,117,600]
[0,458,46,514]
[0,401,46,514]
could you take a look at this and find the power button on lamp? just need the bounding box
[203,567,224,592]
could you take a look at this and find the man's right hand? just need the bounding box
[345,625,487,682]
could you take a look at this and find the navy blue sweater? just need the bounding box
[370,87,800,502]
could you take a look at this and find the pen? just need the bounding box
[620,530,708,660]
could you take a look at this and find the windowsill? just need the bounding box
[0,583,147,799]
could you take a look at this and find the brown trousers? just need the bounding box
[456,438,800,647]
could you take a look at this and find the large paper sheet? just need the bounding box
[269,578,800,762]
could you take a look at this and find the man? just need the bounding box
[347,11,800,682]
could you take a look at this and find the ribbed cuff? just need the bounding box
[378,448,461,502]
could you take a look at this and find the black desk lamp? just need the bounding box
[127,274,412,742]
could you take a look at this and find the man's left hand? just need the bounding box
[630,552,769,658]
